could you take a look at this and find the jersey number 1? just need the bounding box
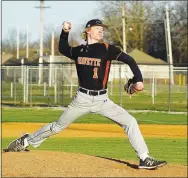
[93,67,98,79]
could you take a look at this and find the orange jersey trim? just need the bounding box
[100,42,109,51]
[103,60,111,89]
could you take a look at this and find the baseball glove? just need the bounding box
[124,78,143,95]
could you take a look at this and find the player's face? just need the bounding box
[88,26,104,41]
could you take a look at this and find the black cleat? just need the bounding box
[138,157,167,170]
[4,133,30,152]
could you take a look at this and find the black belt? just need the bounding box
[79,88,107,96]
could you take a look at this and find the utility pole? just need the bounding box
[51,32,54,56]
[26,24,29,59]
[164,4,174,85]
[164,4,174,112]
[122,1,126,53]
[35,0,50,85]
[140,2,144,51]
[17,28,19,59]
[49,31,54,87]
[119,1,127,107]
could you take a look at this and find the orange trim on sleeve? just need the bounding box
[100,42,109,51]
[103,60,111,89]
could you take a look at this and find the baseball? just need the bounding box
[63,22,70,30]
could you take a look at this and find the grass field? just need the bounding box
[2,137,187,165]
[2,107,187,125]
[2,81,187,111]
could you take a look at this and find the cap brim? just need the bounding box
[86,24,108,29]
[95,24,108,28]
[101,24,108,28]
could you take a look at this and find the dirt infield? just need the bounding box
[2,151,187,177]
[2,122,187,138]
[2,123,187,177]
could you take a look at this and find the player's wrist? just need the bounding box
[62,28,70,32]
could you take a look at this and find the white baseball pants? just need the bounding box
[27,89,149,157]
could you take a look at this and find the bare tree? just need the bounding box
[98,1,154,52]
[98,1,187,65]
[2,28,17,54]
[144,1,187,65]
[170,1,187,66]
[2,28,27,57]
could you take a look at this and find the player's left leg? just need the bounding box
[95,97,167,169]
[3,90,91,152]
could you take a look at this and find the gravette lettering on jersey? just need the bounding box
[78,57,101,67]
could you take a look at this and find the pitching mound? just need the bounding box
[2,150,187,177]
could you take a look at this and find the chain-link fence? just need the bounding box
[1,64,187,112]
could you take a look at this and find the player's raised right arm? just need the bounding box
[58,22,73,59]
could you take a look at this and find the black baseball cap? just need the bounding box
[85,19,108,29]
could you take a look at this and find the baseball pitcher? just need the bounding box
[4,19,167,170]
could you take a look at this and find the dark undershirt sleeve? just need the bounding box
[58,30,75,60]
[108,45,143,82]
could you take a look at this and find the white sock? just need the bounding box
[24,138,29,148]
[139,152,149,161]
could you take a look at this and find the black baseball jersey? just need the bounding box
[59,30,143,90]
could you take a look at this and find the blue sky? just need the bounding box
[2,1,101,42]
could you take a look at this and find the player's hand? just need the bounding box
[62,21,72,32]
